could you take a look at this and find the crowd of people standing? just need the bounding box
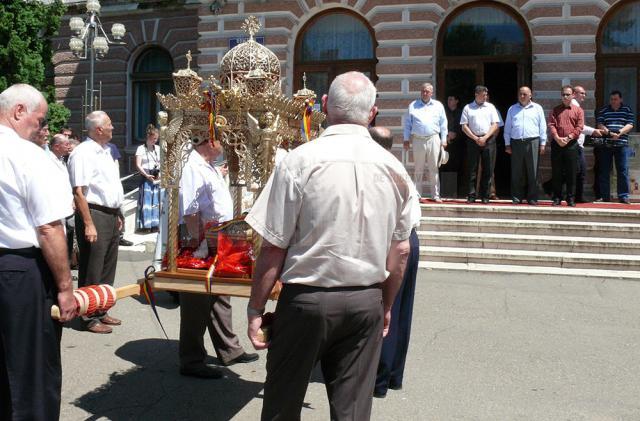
[406,83,636,205]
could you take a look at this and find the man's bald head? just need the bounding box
[369,126,393,150]
[0,84,48,141]
[322,71,377,126]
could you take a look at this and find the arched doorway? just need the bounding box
[437,2,531,197]
[293,9,377,101]
[131,47,174,144]
[596,1,640,128]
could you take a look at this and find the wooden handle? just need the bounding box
[257,326,270,343]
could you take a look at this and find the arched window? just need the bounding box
[294,10,377,101]
[131,48,174,143]
[597,1,640,127]
[442,6,526,56]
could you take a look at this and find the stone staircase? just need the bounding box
[418,201,640,279]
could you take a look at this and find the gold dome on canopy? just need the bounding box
[219,16,280,93]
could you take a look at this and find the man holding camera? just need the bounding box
[595,90,635,204]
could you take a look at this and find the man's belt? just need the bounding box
[0,247,39,257]
[88,203,120,215]
[411,133,439,139]
[511,137,539,142]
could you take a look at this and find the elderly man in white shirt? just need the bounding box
[48,133,70,175]
[177,135,258,379]
[572,86,602,202]
[0,84,77,420]
[504,86,547,205]
[68,111,124,334]
[246,72,412,420]
[461,85,501,203]
[403,83,448,202]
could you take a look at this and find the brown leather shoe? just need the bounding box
[101,315,122,326]
[87,321,112,334]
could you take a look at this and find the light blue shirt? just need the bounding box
[503,101,547,146]
[403,98,448,144]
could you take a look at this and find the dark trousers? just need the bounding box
[551,141,578,200]
[575,147,586,201]
[65,216,75,262]
[262,283,383,421]
[0,250,62,421]
[75,208,120,320]
[179,293,244,367]
[466,137,495,199]
[592,146,602,199]
[510,138,540,201]
[375,229,419,395]
[596,145,630,200]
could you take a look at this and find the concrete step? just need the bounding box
[418,231,640,255]
[419,246,640,271]
[418,261,640,280]
[420,217,640,239]
[420,202,640,223]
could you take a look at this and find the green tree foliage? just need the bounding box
[0,0,70,132]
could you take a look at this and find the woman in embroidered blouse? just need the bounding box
[135,124,161,231]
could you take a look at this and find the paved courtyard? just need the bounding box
[60,250,640,420]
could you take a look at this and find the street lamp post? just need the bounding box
[68,0,126,123]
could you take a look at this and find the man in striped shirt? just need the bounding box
[595,90,635,204]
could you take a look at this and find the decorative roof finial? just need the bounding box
[186,50,192,70]
[242,16,260,40]
[303,72,308,89]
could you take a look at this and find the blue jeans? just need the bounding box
[597,145,630,200]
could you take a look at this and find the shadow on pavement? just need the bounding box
[72,338,264,420]
[131,290,180,310]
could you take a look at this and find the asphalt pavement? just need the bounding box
[59,249,640,420]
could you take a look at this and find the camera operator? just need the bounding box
[595,90,635,204]
[135,124,161,232]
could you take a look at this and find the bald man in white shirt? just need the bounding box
[178,136,258,379]
[0,84,77,420]
[68,111,124,334]
[246,72,412,420]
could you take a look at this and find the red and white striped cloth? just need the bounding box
[73,285,116,316]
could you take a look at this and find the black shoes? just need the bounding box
[223,352,259,366]
[466,196,476,203]
[119,238,134,246]
[527,200,538,206]
[620,197,631,204]
[481,198,490,204]
[567,199,576,207]
[552,198,562,206]
[512,198,521,205]
[374,382,402,399]
[180,365,224,379]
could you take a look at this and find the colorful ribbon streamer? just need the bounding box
[302,99,314,142]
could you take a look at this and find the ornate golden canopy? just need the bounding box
[156,16,325,272]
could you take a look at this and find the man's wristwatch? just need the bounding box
[247,305,265,317]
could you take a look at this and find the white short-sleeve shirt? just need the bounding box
[179,149,234,224]
[135,144,160,171]
[68,138,124,209]
[0,125,74,248]
[460,101,501,135]
[246,124,413,288]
